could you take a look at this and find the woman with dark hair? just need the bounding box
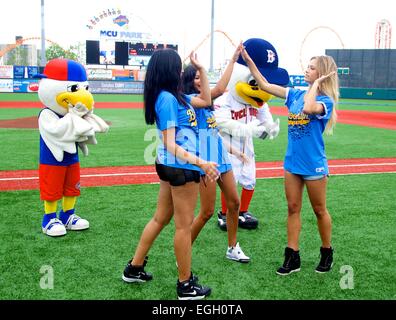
[122,49,219,300]
[182,43,250,263]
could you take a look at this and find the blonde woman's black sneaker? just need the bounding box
[276,247,301,276]
[315,247,334,273]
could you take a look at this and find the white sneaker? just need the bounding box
[42,218,67,237]
[64,214,89,231]
[226,242,250,263]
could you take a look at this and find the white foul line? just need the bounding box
[0,172,157,181]
[256,162,396,171]
[1,162,395,182]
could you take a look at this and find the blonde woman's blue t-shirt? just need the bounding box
[155,91,200,171]
[284,88,334,176]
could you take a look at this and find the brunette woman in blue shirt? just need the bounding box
[182,43,250,263]
[122,49,219,300]
[242,48,339,275]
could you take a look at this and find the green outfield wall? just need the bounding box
[340,87,396,100]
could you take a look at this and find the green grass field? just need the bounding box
[0,93,395,300]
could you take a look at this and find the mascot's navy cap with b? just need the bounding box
[34,58,87,82]
[237,38,289,86]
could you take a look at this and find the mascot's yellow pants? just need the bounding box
[44,196,76,214]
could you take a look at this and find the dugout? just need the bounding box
[325,49,396,99]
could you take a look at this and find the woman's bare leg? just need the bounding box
[171,181,199,282]
[284,171,304,251]
[217,170,240,247]
[131,180,173,265]
[305,177,332,248]
[191,178,217,244]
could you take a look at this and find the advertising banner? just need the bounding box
[27,66,39,78]
[112,69,132,81]
[87,68,113,80]
[289,75,308,87]
[13,79,39,93]
[13,66,26,79]
[0,66,13,79]
[89,80,143,94]
[0,79,14,92]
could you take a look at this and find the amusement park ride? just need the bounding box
[0,19,392,68]
[182,29,237,64]
[299,26,345,72]
[375,19,392,49]
[0,37,64,64]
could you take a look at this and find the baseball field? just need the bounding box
[0,92,395,300]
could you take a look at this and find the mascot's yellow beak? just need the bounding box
[235,82,273,108]
[56,88,94,111]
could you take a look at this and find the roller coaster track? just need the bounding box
[182,29,237,63]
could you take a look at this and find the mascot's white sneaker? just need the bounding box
[42,218,67,237]
[64,214,89,231]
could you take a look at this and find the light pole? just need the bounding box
[209,0,214,72]
[40,0,46,66]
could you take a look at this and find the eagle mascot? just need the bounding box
[36,58,109,237]
[213,38,289,230]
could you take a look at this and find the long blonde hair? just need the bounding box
[311,55,339,135]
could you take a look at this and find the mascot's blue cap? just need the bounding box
[237,38,289,86]
[34,58,87,82]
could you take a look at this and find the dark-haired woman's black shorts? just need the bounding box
[155,162,200,186]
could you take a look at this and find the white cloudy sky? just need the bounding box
[0,0,394,73]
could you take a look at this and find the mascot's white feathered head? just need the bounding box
[228,38,289,108]
[36,58,94,116]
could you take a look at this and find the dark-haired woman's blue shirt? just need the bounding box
[194,106,231,175]
[155,90,200,171]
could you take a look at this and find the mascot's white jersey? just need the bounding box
[213,92,276,189]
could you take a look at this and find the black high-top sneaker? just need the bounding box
[177,273,211,300]
[122,256,153,283]
[238,211,259,229]
[217,211,227,231]
[315,247,334,273]
[276,247,301,276]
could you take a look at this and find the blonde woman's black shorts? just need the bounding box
[155,163,200,186]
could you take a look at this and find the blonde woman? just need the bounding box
[242,49,339,275]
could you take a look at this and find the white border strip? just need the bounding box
[1,164,395,182]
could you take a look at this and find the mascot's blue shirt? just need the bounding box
[155,91,200,171]
[39,108,79,166]
[284,88,333,176]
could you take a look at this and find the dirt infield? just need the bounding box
[0,116,38,128]
[269,106,396,130]
[0,101,142,109]
[0,115,111,129]
[1,158,395,191]
[1,102,395,130]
